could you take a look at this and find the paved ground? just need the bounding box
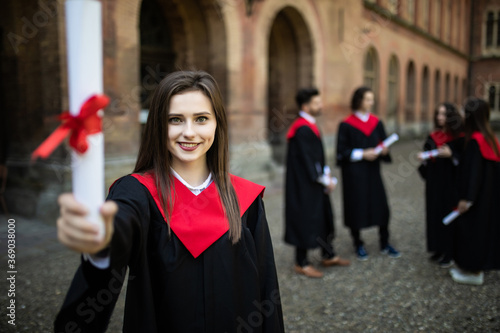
[0,139,499,332]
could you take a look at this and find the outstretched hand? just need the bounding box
[57,193,117,254]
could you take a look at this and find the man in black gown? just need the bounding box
[285,88,350,278]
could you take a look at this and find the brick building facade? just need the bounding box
[0,0,498,222]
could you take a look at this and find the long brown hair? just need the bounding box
[463,97,500,157]
[134,70,242,243]
[433,102,464,138]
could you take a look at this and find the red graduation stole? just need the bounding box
[286,116,320,140]
[343,114,379,137]
[430,130,463,147]
[130,173,265,258]
[471,132,500,162]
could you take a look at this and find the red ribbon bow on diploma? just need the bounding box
[31,94,109,160]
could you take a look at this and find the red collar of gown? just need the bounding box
[471,132,500,162]
[129,173,265,258]
[430,130,462,147]
[286,116,320,140]
[343,114,379,137]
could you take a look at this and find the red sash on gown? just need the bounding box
[343,114,379,137]
[130,173,265,258]
[471,132,500,162]
[286,117,320,140]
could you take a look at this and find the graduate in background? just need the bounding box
[418,103,464,267]
[450,98,500,285]
[285,88,350,279]
[336,86,400,261]
[54,71,284,332]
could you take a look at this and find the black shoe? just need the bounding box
[429,253,442,262]
[381,244,401,258]
[438,257,454,268]
[356,245,369,261]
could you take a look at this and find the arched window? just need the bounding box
[139,0,174,110]
[487,83,500,113]
[483,8,500,55]
[421,66,429,122]
[446,0,452,43]
[388,0,399,15]
[433,0,441,37]
[434,70,441,108]
[387,55,399,123]
[407,0,415,23]
[406,61,416,122]
[421,0,429,31]
[364,47,379,113]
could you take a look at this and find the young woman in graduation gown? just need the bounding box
[336,87,400,260]
[450,98,500,285]
[54,71,284,332]
[417,103,464,267]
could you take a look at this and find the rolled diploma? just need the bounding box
[442,210,460,225]
[66,0,105,239]
[374,133,399,155]
[443,203,472,225]
[419,149,439,160]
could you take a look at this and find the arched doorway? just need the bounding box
[139,0,176,111]
[267,6,313,164]
[138,0,228,125]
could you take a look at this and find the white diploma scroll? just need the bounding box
[419,149,440,160]
[66,0,105,239]
[374,133,399,155]
[443,203,472,225]
[442,210,460,225]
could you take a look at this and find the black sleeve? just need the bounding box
[418,135,434,180]
[448,137,465,163]
[245,196,285,333]
[423,135,434,151]
[378,121,392,163]
[292,126,322,183]
[336,122,353,166]
[54,176,150,333]
[458,140,483,202]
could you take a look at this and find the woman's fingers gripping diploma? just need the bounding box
[57,193,117,254]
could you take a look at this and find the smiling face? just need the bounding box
[167,90,217,171]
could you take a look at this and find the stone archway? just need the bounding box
[267,6,314,164]
[137,0,228,109]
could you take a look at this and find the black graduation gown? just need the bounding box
[418,133,464,255]
[454,134,500,271]
[336,115,391,230]
[54,175,284,333]
[284,119,335,249]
